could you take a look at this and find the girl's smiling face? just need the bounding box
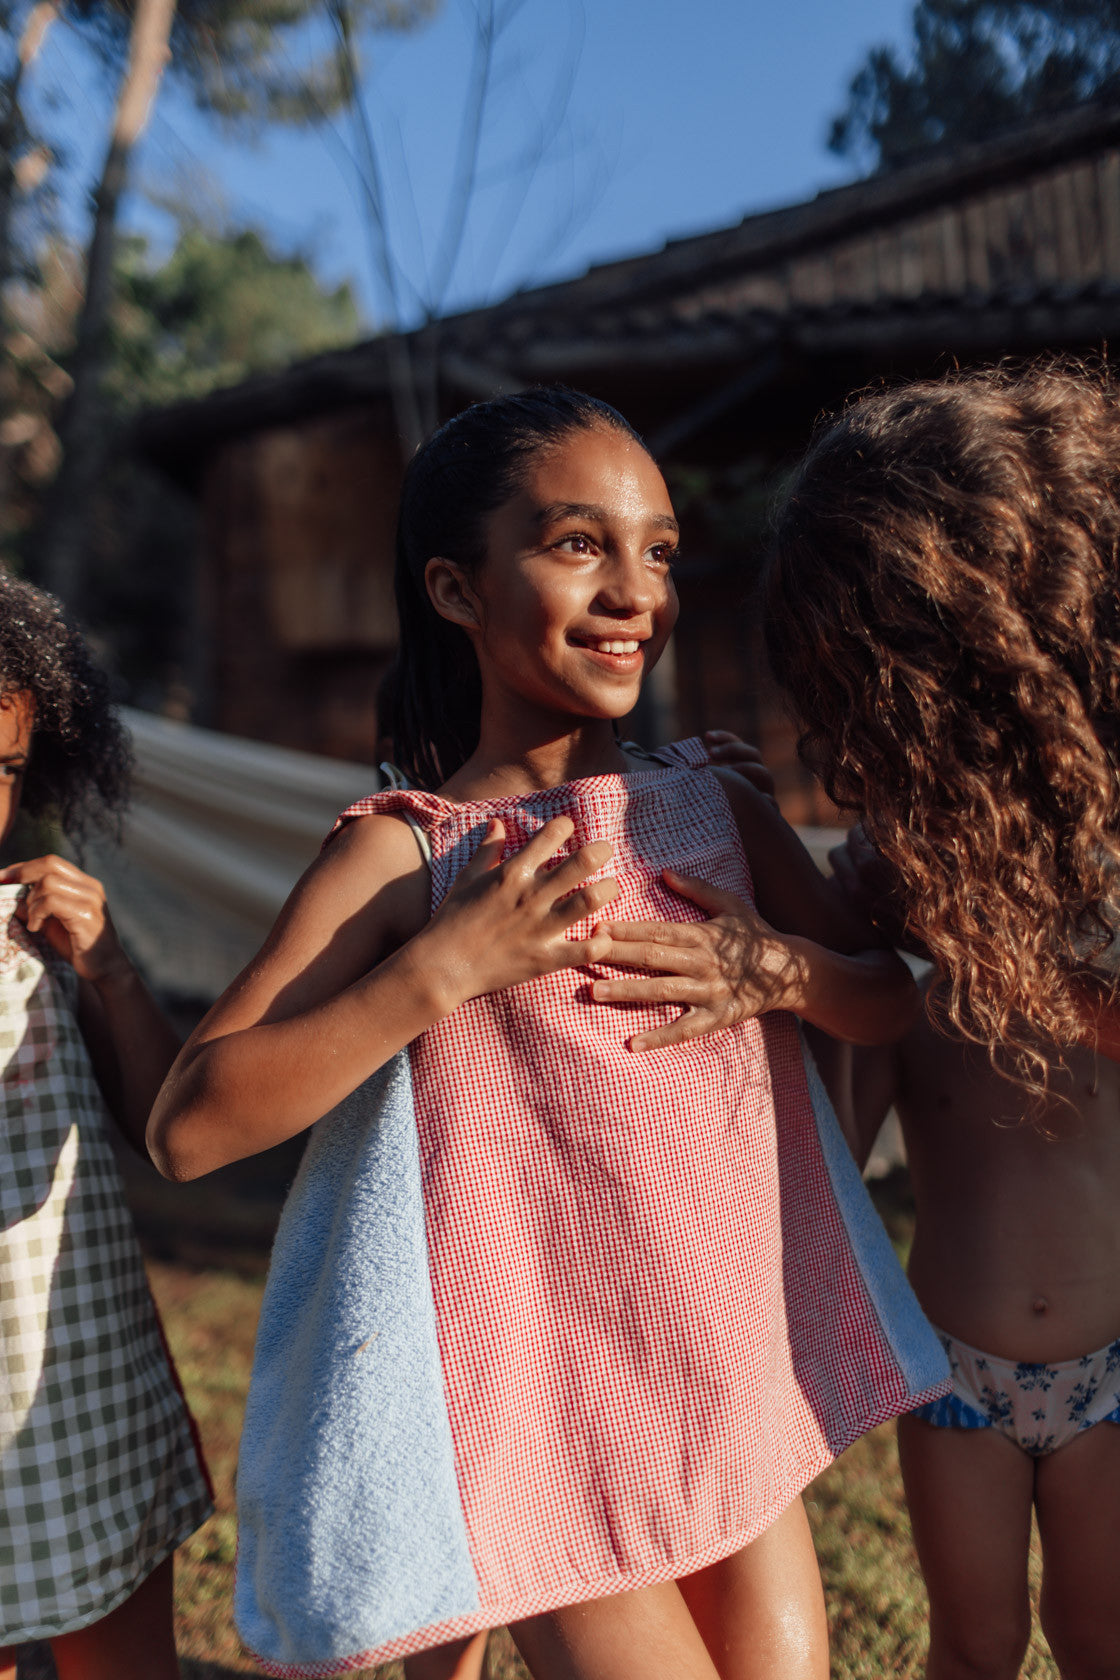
[428,424,680,730]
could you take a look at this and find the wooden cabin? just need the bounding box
[139,101,1120,821]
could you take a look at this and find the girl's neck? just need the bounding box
[439,718,631,801]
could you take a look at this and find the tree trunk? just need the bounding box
[37,0,176,605]
[0,63,27,301]
[2,2,60,562]
[0,2,57,294]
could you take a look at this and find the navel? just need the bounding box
[1032,1296,1049,1316]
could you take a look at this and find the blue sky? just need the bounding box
[33,0,918,327]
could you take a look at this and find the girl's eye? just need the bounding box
[553,533,596,556]
[649,544,679,568]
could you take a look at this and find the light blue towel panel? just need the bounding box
[799,1031,948,1402]
[234,1051,479,1670]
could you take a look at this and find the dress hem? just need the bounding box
[0,1498,214,1647]
[246,1379,947,1679]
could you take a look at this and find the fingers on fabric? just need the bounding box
[593,975,704,1004]
[459,821,506,875]
[629,1010,718,1051]
[538,839,613,899]
[553,877,619,928]
[661,868,749,918]
[593,937,707,977]
[703,733,777,796]
[4,858,105,937]
[512,816,576,870]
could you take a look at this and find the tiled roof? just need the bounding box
[138,100,1120,471]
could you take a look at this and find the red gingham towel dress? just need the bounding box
[237,741,946,1676]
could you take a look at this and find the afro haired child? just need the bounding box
[0,575,211,1680]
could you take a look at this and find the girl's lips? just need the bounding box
[568,635,647,672]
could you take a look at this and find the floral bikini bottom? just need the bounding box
[910,1326,1120,1456]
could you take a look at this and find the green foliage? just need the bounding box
[1,222,359,583]
[830,1,1120,172]
[74,222,362,705]
[69,0,440,129]
[106,224,361,410]
[173,0,439,127]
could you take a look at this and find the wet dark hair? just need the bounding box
[386,387,646,788]
[0,573,131,845]
[764,360,1120,1093]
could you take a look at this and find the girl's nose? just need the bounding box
[596,552,667,615]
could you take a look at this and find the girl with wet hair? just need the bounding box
[150,387,942,1680]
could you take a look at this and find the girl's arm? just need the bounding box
[803,1030,903,1170]
[147,813,617,1181]
[0,855,180,1155]
[592,772,917,1050]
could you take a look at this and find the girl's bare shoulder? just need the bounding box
[303,809,432,946]
[203,812,433,1035]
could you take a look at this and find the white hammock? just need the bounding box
[86,708,381,1001]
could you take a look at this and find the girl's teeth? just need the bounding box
[594,640,639,654]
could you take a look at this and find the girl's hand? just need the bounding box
[150,813,621,1181]
[703,730,777,800]
[0,855,130,983]
[0,856,179,1153]
[589,868,804,1050]
[421,816,619,1008]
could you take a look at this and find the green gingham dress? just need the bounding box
[0,884,211,1643]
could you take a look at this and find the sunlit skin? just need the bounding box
[427,423,680,797]
[0,691,180,1158]
[770,816,1120,1680]
[847,984,1120,1680]
[0,690,183,1680]
[147,424,918,1680]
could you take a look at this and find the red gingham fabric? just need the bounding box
[292,743,926,1673]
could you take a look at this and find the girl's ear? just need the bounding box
[425,557,481,632]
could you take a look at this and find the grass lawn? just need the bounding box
[152,1179,1060,1679]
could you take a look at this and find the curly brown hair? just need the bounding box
[765,360,1120,1089]
[0,572,132,845]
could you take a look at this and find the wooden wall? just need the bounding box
[191,139,1120,810]
[202,404,401,763]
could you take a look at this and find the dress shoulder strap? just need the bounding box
[376,764,432,865]
[622,737,708,770]
[325,769,444,859]
[400,812,432,866]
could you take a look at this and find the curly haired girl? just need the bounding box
[765,360,1120,1083]
[0,575,211,1680]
